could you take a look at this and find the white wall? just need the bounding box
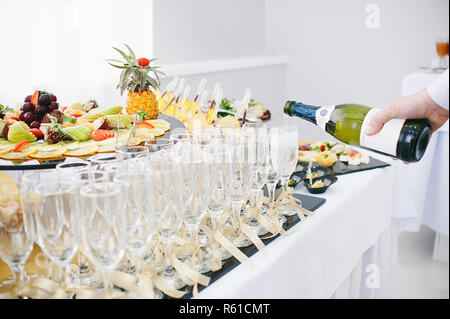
[153,0,267,64]
[0,0,153,107]
[266,0,450,140]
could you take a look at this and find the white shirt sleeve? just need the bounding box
[427,68,449,110]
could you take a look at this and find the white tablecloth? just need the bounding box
[395,71,449,237]
[199,152,397,299]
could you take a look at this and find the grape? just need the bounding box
[24,111,36,123]
[49,102,59,111]
[19,112,26,121]
[50,95,57,102]
[30,121,41,129]
[22,102,34,113]
[35,105,48,115]
[24,95,32,103]
[38,94,51,106]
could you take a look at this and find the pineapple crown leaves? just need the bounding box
[106,44,166,95]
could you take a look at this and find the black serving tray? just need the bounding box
[298,156,390,176]
[0,113,186,171]
[173,190,326,299]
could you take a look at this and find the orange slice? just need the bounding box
[0,148,38,160]
[64,144,98,157]
[0,144,14,155]
[97,145,116,153]
[135,128,155,141]
[30,146,68,159]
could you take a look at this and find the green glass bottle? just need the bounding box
[284,101,431,163]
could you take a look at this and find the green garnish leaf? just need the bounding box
[62,115,77,124]
[137,111,149,121]
[0,104,13,114]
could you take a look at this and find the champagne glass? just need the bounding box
[90,153,125,182]
[56,160,95,288]
[70,169,109,288]
[246,125,271,236]
[207,136,234,261]
[169,132,192,146]
[145,138,174,153]
[113,169,162,298]
[0,179,35,297]
[271,125,299,217]
[436,37,449,68]
[229,132,254,248]
[266,135,281,208]
[34,180,80,297]
[79,182,126,298]
[183,142,215,273]
[150,162,186,290]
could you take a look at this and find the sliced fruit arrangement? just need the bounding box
[0,80,177,161]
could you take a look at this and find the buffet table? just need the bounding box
[199,151,397,299]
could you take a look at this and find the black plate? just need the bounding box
[0,113,186,171]
[298,155,390,176]
[295,164,330,180]
[327,157,391,175]
[304,175,338,194]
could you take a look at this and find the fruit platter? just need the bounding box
[0,45,183,170]
[0,92,178,170]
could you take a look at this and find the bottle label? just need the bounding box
[360,109,405,156]
[315,105,335,130]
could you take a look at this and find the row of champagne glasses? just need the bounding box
[0,123,298,298]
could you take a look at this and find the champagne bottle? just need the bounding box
[284,101,431,163]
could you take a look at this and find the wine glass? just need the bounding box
[271,125,299,217]
[34,179,80,297]
[0,179,35,297]
[436,37,449,68]
[79,182,126,298]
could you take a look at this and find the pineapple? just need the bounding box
[106,44,165,120]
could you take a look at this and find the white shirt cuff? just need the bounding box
[427,68,449,110]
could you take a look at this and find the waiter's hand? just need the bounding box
[365,88,449,136]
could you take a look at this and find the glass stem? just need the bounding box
[162,239,175,276]
[267,183,276,209]
[231,203,242,234]
[10,263,28,294]
[102,270,113,294]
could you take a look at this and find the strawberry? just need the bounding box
[137,121,154,129]
[320,144,326,152]
[30,128,44,138]
[138,57,150,67]
[14,141,30,152]
[30,90,39,106]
